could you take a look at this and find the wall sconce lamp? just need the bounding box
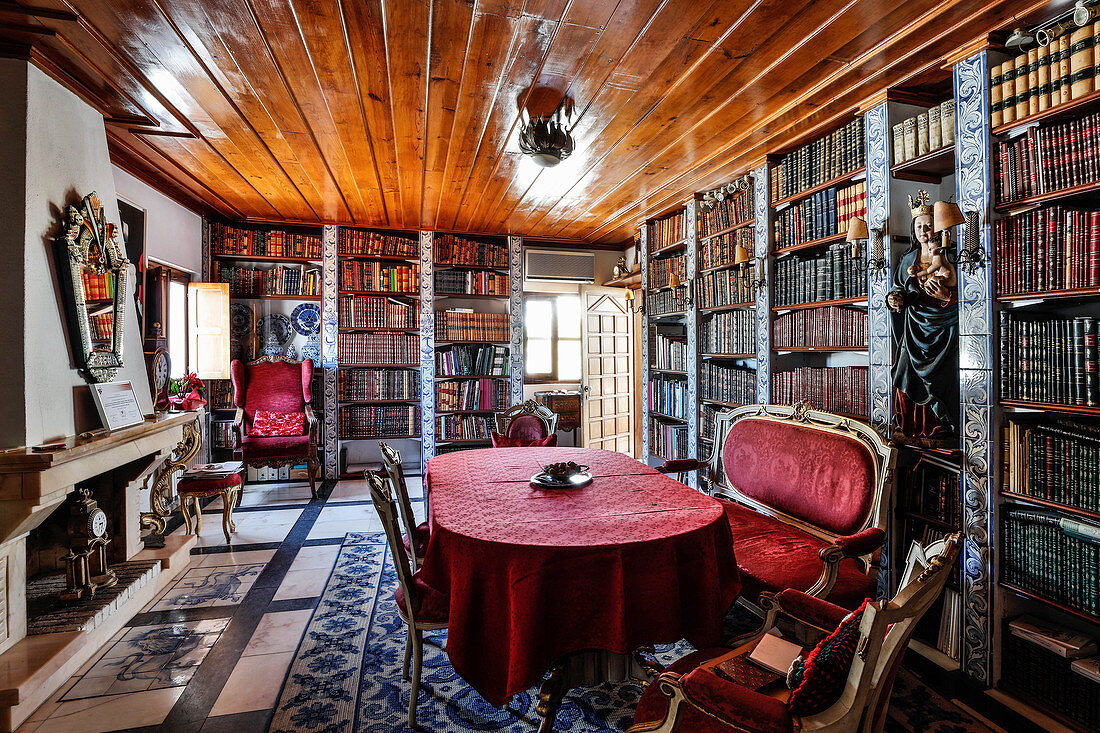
[734,242,766,294]
[933,201,985,274]
[625,287,637,312]
[846,216,888,276]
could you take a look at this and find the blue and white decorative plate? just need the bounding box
[291,303,321,335]
[229,303,254,338]
[258,313,292,345]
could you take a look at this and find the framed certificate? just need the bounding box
[89,381,146,431]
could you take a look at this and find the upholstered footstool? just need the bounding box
[177,473,243,543]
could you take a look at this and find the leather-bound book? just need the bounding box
[1059,35,1073,104]
[892,122,905,164]
[903,116,917,160]
[1094,22,1100,87]
[1002,61,1017,124]
[1038,43,1052,111]
[1070,26,1094,98]
[1028,48,1041,116]
[929,104,942,150]
[1014,53,1029,119]
[940,99,955,147]
[991,63,1005,127]
[916,112,930,157]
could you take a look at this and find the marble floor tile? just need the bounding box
[287,545,340,571]
[205,481,313,510]
[208,651,294,717]
[151,564,265,611]
[271,568,328,601]
[243,609,313,656]
[305,504,381,540]
[328,474,421,503]
[195,548,277,567]
[24,686,185,733]
[173,507,304,547]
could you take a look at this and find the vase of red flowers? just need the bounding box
[169,372,207,411]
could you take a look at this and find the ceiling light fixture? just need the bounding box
[518,103,574,168]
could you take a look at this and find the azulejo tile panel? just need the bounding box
[752,162,771,404]
[152,563,265,611]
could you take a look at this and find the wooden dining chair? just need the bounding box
[379,442,430,570]
[367,471,449,728]
[495,399,559,440]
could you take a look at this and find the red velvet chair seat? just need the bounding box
[394,574,449,623]
[402,521,431,556]
[177,473,243,492]
[720,499,876,609]
[240,433,311,461]
[633,648,794,733]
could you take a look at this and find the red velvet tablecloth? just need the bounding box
[420,447,741,705]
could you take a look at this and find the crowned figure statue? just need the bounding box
[886,189,959,445]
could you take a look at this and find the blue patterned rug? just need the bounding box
[269,533,998,733]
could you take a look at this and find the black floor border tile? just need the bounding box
[190,541,284,555]
[301,536,346,547]
[198,709,276,733]
[266,597,319,613]
[128,606,238,628]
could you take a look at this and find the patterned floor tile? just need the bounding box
[152,564,265,611]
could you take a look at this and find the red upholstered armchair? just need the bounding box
[495,400,558,441]
[231,355,319,498]
[685,403,896,611]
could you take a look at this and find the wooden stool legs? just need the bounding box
[178,484,240,544]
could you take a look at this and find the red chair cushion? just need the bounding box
[787,599,869,716]
[232,358,312,431]
[240,433,311,461]
[506,413,548,442]
[177,473,243,492]
[402,521,431,557]
[721,416,876,535]
[489,432,557,448]
[720,500,876,609]
[394,573,448,623]
[251,410,306,436]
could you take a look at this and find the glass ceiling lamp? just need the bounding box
[518,103,575,168]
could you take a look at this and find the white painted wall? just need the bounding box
[0,60,153,448]
[113,166,202,274]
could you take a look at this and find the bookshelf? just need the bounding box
[335,227,422,476]
[207,221,326,478]
[431,234,512,456]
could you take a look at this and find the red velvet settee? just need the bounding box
[688,403,896,610]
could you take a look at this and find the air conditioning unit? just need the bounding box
[524,249,595,282]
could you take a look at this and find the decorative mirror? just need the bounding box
[56,192,130,382]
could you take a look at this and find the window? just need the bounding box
[146,264,192,379]
[524,295,581,382]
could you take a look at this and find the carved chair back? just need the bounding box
[231,355,313,432]
[367,472,420,625]
[495,399,558,440]
[379,442,421,568]
[708,403,896,573]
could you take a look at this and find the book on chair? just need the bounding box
[747,631,804,675]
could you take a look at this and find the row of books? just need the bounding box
[210,420,234,450]
[700,362,756,406]
[434,310,509,342]
[996,113,1100,205]
[81,272,116,300]
[891,100,955,165]
[216,263,320,297]
[339,295,419,330]
[435,344,509,376]
[699,182,753,238]
[1004,418,1100,514]
[906,459,961,526]
[770,118,865,202]
[646,287,688,317]
[652,333,687,371]
[435,234,507,268]
[339,405,420,438]
[648,254,686,288]
[993,206,1100,295]
[211,223,322,259]
[208,379,233,410]
[700,404,721,443]
[649,210,688,251]
[1002,508,1100,618]
[648,374,687,419]
[697,266,754,309]
[338,369,420,402]
[774,246,868,307]
[773,305,868,349]
[88,313,113,341]
[649,419,688,460]
[436,414,494,442]
[338,332,419,365]
[339,260,418,293]
[998,313,1098,407]
[700,308,755,355]
[700,227,753,271]
[436,378,508,411]
[435,269,507,295]
[336,229,418,258]
[771,366,869,417]
[1003,627,1100,732]
[773,181,866,250]
[991,28,1100,128]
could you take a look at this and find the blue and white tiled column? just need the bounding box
[752,163,771,404]
[684,200,698,489]
[321,224,339,480]
[640,224,650,461]
[508,236,524,406]
[954,50,995,687]
[419,231,435,475]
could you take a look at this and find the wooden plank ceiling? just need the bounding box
[0,0,1063,244]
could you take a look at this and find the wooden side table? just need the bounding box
[177,473,242,543]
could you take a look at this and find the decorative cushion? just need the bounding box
[721,417,877,535]
[402,521,431,557]
[394,573,449,623]
[178,473,242,493]
[240,433,311,461]
[490,432,557,448]
[786,598,870,716]
[720,500,876,609]
[506,413,548,442]
[251,410,306,436]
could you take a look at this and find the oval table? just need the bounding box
[420,447,741,729]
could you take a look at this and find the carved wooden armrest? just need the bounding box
[230,408,245,449]
[304,404,319,439]
[655,458,706,474]
[807,527,885,598]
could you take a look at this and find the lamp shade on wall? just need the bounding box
[188,282,230,379]
[846,216,869,242]
[933,201,965,233]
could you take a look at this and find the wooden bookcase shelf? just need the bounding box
[650,368,688,376]
[603,271,642,288]
[342,362,420,369]
[773,232,848,256]
[698,218,754,242]
[994,178,1100,213]
[700,353,755,359]
[773,345,868,353]
[232,293,320,301]
[434,262,507,273]
[435,374,509,380]
[649,411,687,423]
[339,399,420,405]
[699,398,744,409]
[1000,400,1100,417]
[771,167,865,208]
[991,86,1100,137]
[697,302,755,313]
[213,253,320,264]
[338,327,419,333]
[436,438,492,445]
[435,292,508,299]
[996,287,1100,305]
[337,253,417,263]
[891,145,955,183]
[1000,582,1100,625]
[435,340,509,346]
[772,296,868,312]
[340,289,418,298]
[1001,492,1100,523]
[650,239,689,258]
